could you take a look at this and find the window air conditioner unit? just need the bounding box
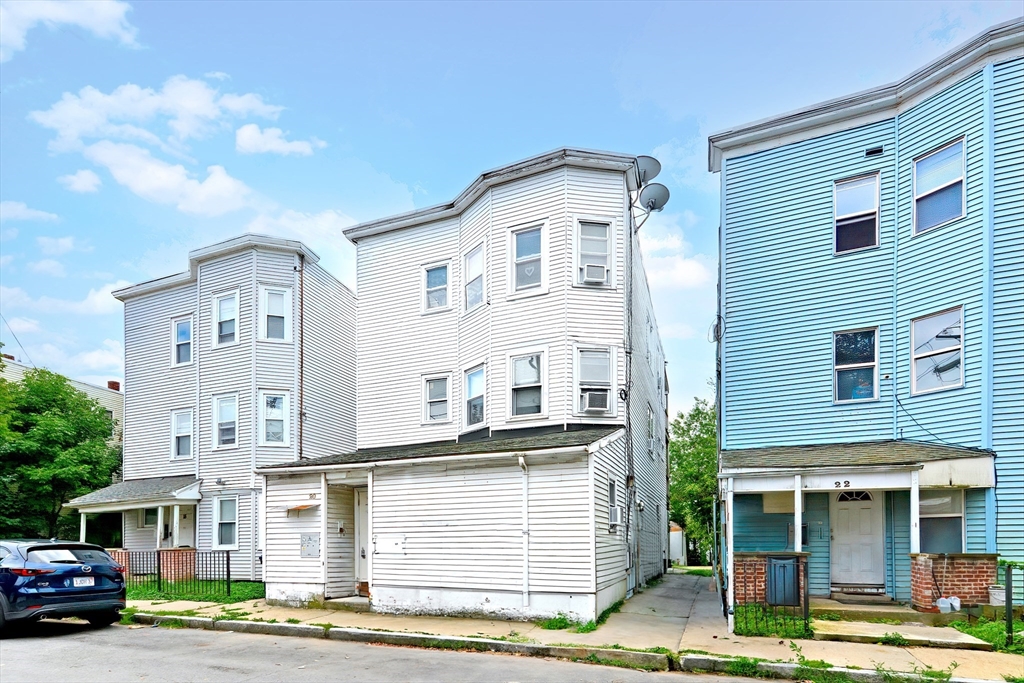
[582,264,607,284]
[609,505,623,526]
[582,389,610,412]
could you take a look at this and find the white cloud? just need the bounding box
[29,339,124,378]
[653,130,719,195]
[57,169,102,192]
[644,253,714,290]
[4,316,39,333]
[36,235,76,255]
[0,0,138,62]
[204,71,230,81]
[28,259,66,277]
[246,209,357,285]
[235,124,326,156]
[83,141,252,216]
[0,254,12,267]
[0,280,130,315]
[0,200,58,222]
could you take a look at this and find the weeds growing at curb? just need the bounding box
[538,613,574,630]
[578,653,662,672]
[867,618,904,625]
[158,619,186,629]
[873,660,958,683]
[1002,676,1024,683]
[596,599,624,626]
[789,641,832,669]
[310,623,334,633]
[815,612,842,621]
[950,617,1024,654]
[879,632,910,647]
[574,620,597,633]
[285,618,301,624]
[725,656,765,677]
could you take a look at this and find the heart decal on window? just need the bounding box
[525,267,534,276]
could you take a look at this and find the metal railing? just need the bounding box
[115,550,231,598]
[732,555,811,638]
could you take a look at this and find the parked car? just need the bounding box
[0,540,126,629]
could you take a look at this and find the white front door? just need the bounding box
[354,488,368,582]
[831,491,884,586]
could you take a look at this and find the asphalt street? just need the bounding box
[0,620,729,683]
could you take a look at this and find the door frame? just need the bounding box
[353,488,369,584]
[829,490,885,589]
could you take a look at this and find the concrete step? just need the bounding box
[324,596,371,613]
[812,619,993,651]
[811,598,960,625]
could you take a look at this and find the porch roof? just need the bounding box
[66,475,201,512]
[720,439,991,470]
[261,426,622,470]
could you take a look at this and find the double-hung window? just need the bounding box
[140,508,157,528]
[423,375,450,422]
[834,174,878,253]
[465,366,485,427]
[171,409,193,459]
[513,227,542,291]
[423,263,449,311]
[260,286,291,341]
[919,490,963,554]
[173,317,192,365]
[511,353,543,416]
[647,404,656,457]
[214,292,237,346]
[214,394,237,447]
[914,139,965,234]
[833,328,877,402]
[578,221,611,285]
[578,348,612,413]
[464,246,484,311]
[214,497,238,549]
[911,308,963,394]
[259,391,288,446]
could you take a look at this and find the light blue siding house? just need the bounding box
[708,20,1022,618]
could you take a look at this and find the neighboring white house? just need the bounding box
[259,149,669,622]
[68,235,357,581]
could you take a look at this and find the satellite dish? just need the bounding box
[636,156,662,184]
[638,183,670,212]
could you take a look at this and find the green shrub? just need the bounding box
[285,618,301,624]
[126,580,265,604]
[879,632,910,647]
[725,657,762,678]
[815,612,842,621]
[573,620,597,633]
[538,612,573,630]
[950,617,1023,655]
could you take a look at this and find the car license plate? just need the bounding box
[73,577,94,587]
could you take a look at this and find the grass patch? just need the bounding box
[596,599,624,626]
[733,604,813,639]
[879,632,910,647]
[950,617,1023,655]
[119,607,138,625]
[490,631,535,644]
[873,661,959,683]
[310,622,334,632]
[814,612,842,621]
[725,656,764,677]
[683,568,714,577]
[573,620,597,633]
[538,612,574,630]
[157,618,186,629]
[127,581,265,604]
[578,653,662,672]
[1002,677,1024,683]
[867,618,904,625]
[285,618,301,624]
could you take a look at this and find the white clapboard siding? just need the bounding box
[122,512,158,550]
[593,434,629,590]
[263,474,323,584]
[197,489,256,579]
[326,485,356,597]
[527,459,592,592]
[456,191,491,431]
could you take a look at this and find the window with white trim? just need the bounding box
[912,308,962,394]
[919,490,963,554]
[577,221,611,285]
[914,139,964,234]
[259,391,289,446]
[464,245,484,311]
[214,497,238,549]
[260,286,291,341]
[213,292,237,346]
[173,317,192,365]
[577,348,611,413]
[511,353,543,416]
[423,263,449,311]
[833,328,877,402]
[214,394,237,447]
[171,409,193,459]
[465,366,485,427]
[513,227,542,291]
[647,404,656,457]
[423,375,450,422]
[139,508,157,528]
[608,479,620,530]
[834,174,878,253]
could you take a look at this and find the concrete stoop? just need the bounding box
[812,620,993,651]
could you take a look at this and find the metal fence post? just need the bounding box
[156,550,162,593]
[1007,564,1014,649]
[803,556,810,633]
[226,551,231,597]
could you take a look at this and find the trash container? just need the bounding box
[767,556,800,606]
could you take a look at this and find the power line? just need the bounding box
[895,394,973,449]
[0,312,35,368]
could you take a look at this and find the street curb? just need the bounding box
[130,614,669,671]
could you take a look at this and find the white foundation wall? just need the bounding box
[371,586,597,622]
[266,582,325,607]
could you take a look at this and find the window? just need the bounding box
[105,409,116,437]
[919,490,963,554]
[914,139,964,234]
[578,348,612,413]
[834,174,878,253]
[213,292,238,346]
[578,221,611,285]
[834,328,877,402]
[214,497,238,549]
[513,227,542,291]
[214,395,237,447]
[647,404,656,457]
[423,375,450,423]
[423,263,449,311]
[171,409,193,459]
[464,245,484,311]
[836,491,872,502]
[465,366,485,427]
[259,391,289,446]
[173,317,192,365]
[140,508,157,528]
[912,308,963,394]
[260,286,291,341]
[608,479,620,529]
[511,353,543,416]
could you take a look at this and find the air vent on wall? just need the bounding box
[865,146,884,157]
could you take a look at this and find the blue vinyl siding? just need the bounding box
[965,488,988,554]
[804,493,830,596]
[733,494,790,551]
[885,491,911,602]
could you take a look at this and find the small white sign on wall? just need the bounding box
[300,532,320,558]
[374,534,406,556]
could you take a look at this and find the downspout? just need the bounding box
[891,115,900,440]
[519,456,530,608]
[298,254,306,459]
[624,167,637,595]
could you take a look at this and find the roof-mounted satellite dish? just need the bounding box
[636,156,662,184]
[638,183,670,212]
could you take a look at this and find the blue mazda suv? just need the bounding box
[0,540,126,630]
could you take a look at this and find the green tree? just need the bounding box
[668,397,718,559]
[0,368,119,539]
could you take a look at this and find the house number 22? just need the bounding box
[834,481,850,488]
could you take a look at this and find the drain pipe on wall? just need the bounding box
[519,455,530,607]
[298,254,306,459]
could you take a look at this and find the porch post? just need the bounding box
[172,504,181,548]
[793,475,802,552]
[79,513,87,543]
[726,477,735,634]
[910,470,920,554]
[156,506,165,549]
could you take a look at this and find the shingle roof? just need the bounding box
[263,426,623,470]
[720,440,991,470]
[67,475,199,508]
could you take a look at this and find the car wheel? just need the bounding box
[86,611,120,627]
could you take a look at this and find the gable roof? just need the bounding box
[708,19,1024,172]
[67,475,200,509]
[261,426,623,471]
[720,439,991,470]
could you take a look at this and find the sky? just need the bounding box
[0,0,1021,416]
